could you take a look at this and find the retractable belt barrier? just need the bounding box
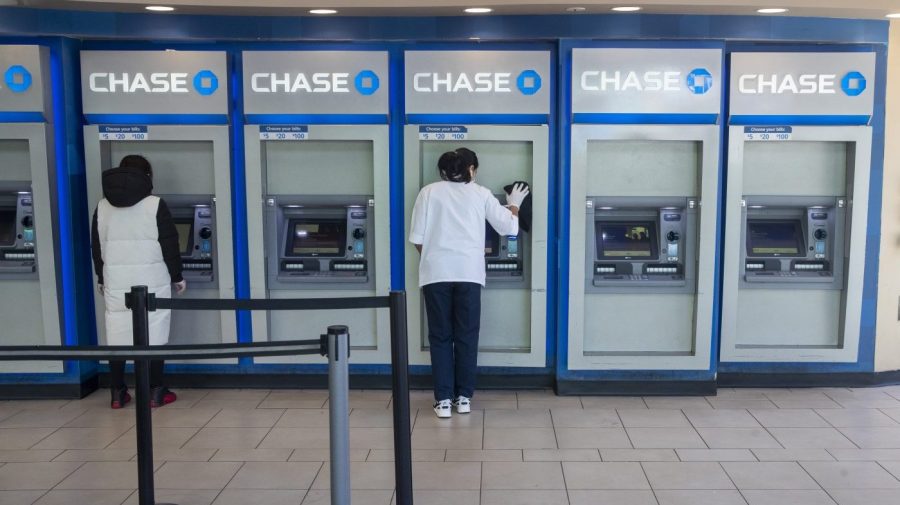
[0,286,414,505]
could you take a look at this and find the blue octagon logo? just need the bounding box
[686,68,713,95]
[4,65,32,93]
[354,70,380,96]
[193,70,219,96]
[517,69,542,95]
[841,71,867,97]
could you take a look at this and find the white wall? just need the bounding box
[875,21,900,372]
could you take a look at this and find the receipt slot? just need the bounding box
[404,126,549,368]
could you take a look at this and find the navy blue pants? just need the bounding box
[423,282,482,402]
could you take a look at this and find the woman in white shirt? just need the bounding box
[409,148,529,418]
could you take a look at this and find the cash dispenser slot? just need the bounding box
[0,192,37,275]
[170,203,215,283]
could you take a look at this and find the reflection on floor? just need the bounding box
[3,387,900,504]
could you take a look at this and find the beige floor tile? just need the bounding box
[550,408,621,428]
[153,461,242,490]
[413,411,481,430]
[696,428,781,449]
[517,399,583,409]
[484,409,551,428]
[642,462,735,490]
[259,428,331,449]
[750,409,830,428]
[142,389,209,409]
[482,461,565,490]
[643,397,711,410]
[411,428,482,450]
[817,409,899,428]
[769,428,856,449]
[770,397,843,409]
[655,490,749,505]
[562,462,650,489]
[580,397,647,409]
[828,448,900,460]
[2,400,71,411]
[877,460,900,480]
[0,428,56,450]
[183,427,271,449]
[827,489,900,505]
[106,427,200,450]
[883,409,900,423]
[752,449,834,461]
[741,490,837,505]
[151,408,220,428]
[676,449,756,461]
[0,490,45,505]
[568,490,658,505]
[213,489,307,505]
[600,449,678,462]
[367,449,445,462]
[619,409,690,428]
[52,449,135,462]
[207,409,285,428]
[524,449,601,461]
[708,399,778,410]
[0,461,83,490]
[556,428,631,449]
[122,489,219,505]
[399,490,478,505]
[64,409,135,429]
[32,489,132,505]
[311,461,394,490]
[0,450,62,463]
[716,389,771,400]
[349,409,400,429]
[801,461,900,490]
[32,427,130,450]
[684,409,761,428]
[0,409,86,428]
[480,489,568,505]
[410,461,481,490]
[258,395,327,409]
[483,428,557,449]
[289,449,369,462]
[226,461,322,489]
[145,448,217,462]
[54,462,142,490]
[838,427,900,448]
[211,448,293,462]
[444,449,520,462]
[721,462,820,489]
[627,428,707,449]
[191,400,263,410]
[275,410,330,428]
[200,390,271,401]
[305,489,394,505]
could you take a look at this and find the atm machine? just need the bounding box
[80,51,236,357]
[720,52,874,364]
[403,49,551,369]
[0,45,64,375]
[563,47,723,392]
[242,50,391,364]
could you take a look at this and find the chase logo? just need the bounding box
[686,68,713,95]
[4,65,32,93]
[841,71,866,97]
[517,70,542,95]
[193,70,219,96]
[354,70,380,95]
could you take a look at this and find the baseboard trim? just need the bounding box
[0,375,98,400]
[556,379,718,396]
[718,371,900,388]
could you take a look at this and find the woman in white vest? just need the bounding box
[91,155,186,409]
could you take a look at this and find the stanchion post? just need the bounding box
[126,286,171,505]
[389,291,413,505]
[327,325,351,505]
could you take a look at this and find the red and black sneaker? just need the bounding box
[150,387,177,408]
[110,387,131,409]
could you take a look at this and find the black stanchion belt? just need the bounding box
[152,296,391,311]
[0,339,324,361]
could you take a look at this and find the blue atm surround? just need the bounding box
[0,7,891,396]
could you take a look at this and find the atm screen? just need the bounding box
[596,221,658,259]
[485,225,500,258]
[286,219,347,257]
[0,209,16,246]
[173,219,194,256]
[747,220,805,256]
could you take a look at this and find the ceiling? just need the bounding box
[9,0,900,19]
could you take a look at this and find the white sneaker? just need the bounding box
[454,396,471,414]
[433,399,452,419]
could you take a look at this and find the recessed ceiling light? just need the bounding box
[145,5,174,12]
[309,9,337,14]
[470,36,481,40]
[887,13,900,18]
[612,6,642,12]
[757,8,789,14]
[464,8,493,14]
[566,7,587,13]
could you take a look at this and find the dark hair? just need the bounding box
[119,154,152,180]
[437,148,478,183]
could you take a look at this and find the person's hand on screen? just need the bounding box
[506,182,530,209]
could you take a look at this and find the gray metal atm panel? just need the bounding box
[109,141,215,195]
[0,140,31,182]
[265,140,374,196]
[585,140,701,197]
[584,293,696,355]
[420,140,533,189]
[743,141,849,197]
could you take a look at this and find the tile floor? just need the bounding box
[3,386,900,504]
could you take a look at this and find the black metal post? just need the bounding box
[389,291,413,505]
[125,286,168,505]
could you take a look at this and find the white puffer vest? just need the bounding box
[97,196,172,346]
